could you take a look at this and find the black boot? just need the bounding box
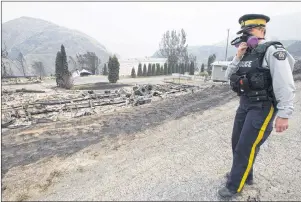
[225,172,253,185]
[218,186,237,198]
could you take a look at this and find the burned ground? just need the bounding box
[3,78,300,201]
[1,83,234,176]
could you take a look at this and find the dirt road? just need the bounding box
[2,82,301,201]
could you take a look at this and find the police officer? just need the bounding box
[218,14,296,198]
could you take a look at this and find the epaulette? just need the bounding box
[273,43,285,50]
[254,41,284,54]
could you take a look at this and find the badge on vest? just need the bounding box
[273,51,287,60]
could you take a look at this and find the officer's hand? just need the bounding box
[275,117,289,133]
[237,42,248,59]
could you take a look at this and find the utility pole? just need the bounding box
[225,29,230,61]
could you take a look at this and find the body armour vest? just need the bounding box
[230,41,283,103]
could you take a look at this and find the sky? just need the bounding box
[2,2,301,59]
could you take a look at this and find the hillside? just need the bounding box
[153,12,301,64]
[2,17,111,76]
[287,41,301,58]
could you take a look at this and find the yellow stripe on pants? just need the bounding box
[237,105,274,193]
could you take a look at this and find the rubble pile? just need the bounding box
[1,83,200,129]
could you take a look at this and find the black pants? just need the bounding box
[226,95,277,193]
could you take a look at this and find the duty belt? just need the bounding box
[245,89,271,102]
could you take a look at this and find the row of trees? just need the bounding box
[131,62,195,78]
[129,50,217,79]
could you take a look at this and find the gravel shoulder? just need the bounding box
[2,81,301,201]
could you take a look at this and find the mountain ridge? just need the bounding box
[2,16,111,76]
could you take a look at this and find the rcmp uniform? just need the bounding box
[218,14,296,198]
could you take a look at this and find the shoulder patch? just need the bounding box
[273,44,285,49]
[273,51,287,60]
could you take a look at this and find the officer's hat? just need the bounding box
[237,14,270,34]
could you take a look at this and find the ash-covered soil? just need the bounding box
[2,81,300,201]
[1,84,233,176]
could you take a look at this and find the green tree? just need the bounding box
[137,63,143,77]
[168,63,172,74]
[164,63,168,75]
[184,63,188,73]
[207,54,216,76]
[108,55,120,83]
[143,64,147,76]
[156,63,161,76]
[189,61,195,75]
[60,45,69,75]
[180,63,185,74]
[201,63,205,72]
[172,64,175,73]
[131,67,136,78]
[159,29,188,66]
[175,63,179,73]
[160,65,164,75]
[103,63,108,75]
[55,44,72,89]
[152,64,156,76]
[147,63,152,76]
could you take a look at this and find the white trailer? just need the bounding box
[211,61,231,82]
